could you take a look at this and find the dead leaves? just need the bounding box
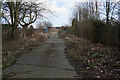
[64,34,120,78]
[3,31,45,69]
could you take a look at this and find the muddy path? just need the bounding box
[3,32,77,78]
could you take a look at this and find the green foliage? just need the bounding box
[91,53,97,58]
[74,56,83,60]
[89,19,105,43]
[2,24,10,29]
[29,25,34,29]
[26,25,35,37]
[3,53,15,68]
[70,18,120,48]
[103,24,118,47]
[118,23,120,48]
[71,18,79,36]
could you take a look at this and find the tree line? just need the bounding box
[1,0,52,40]
[69,0,120,48]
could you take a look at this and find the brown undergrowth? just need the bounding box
[60,32,120,78]
[2,30,48,69]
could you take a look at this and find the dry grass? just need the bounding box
[2,30,47,69]
[61,33,120,78]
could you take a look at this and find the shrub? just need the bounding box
[70,19,120,48]
[90,19,105,43]
[26,25,34,37]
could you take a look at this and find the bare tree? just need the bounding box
[43,21,53,28]
[105,1,119,24]
[18,1,51,37]
[2,0,52,38]
[95,0,98,19]
[2,1,20,38]
[119,2,120,22]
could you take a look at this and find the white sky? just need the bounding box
[32,0,76,27]
[33,0,119,27]
[2,0,120,28]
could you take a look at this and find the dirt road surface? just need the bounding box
[3,32,77,78]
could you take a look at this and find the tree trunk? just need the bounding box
[22,27,26,38]
[22,24,29,38]
[106,1,110,24]
[118,4,120,22]
[79,8,81,22]
[7,2,20,39]
[95,1,98,19]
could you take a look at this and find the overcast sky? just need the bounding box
[2,0,119,28]
[33,0,76,27]
[33,0,119,27]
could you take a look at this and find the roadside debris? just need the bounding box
[62,34,120,78]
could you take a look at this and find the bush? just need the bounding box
[26,25,35,37]
[103,24,118,47]
[2,24,11,43]
[90,19,105,43]
[2,24,10,29]
[70,19,120,48]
